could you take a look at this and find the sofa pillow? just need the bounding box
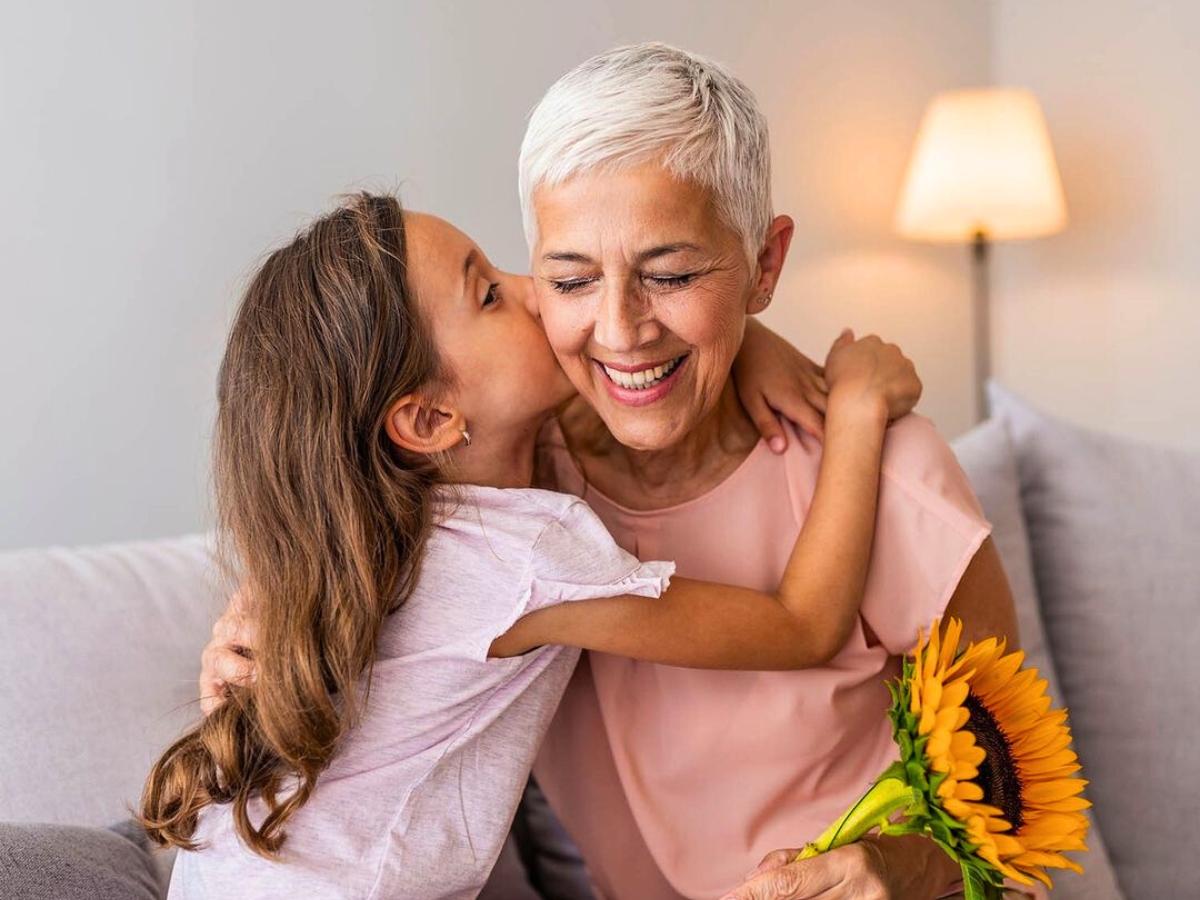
[952,419,1060,695]
[0,535,220,827]
[952,415,1124,900]
[990,382,1200,899]
[0,820,160,900]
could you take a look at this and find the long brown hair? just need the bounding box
[141,193,447,857]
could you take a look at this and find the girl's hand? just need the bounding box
[733,318,829,453]
[823,330,921,423]
[198,588,259,715]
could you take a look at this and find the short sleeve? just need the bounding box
[466,498,673,661]
[859,415,992,655]
[526,499,674,612]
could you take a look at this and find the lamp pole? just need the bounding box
[971,230,991,423]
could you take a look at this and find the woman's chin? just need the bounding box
[595,411,690,454]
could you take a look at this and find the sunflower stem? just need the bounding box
[795,775,917,860]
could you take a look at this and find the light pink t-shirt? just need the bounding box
[534,415,992,900]
[169,486,672,900]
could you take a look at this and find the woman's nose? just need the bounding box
[594,283,656,352]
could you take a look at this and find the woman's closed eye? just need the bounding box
[547,273,698,294]
[644,273,696,289]
[547,277,596,295]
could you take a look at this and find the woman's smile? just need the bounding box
[594,353,689,406]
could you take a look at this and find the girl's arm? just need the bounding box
[490,331,921,670]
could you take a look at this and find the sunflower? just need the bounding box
[797,617,1090,900]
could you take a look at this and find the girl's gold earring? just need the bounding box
[460,429,472,447]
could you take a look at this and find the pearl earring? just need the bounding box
[460,429,472,447]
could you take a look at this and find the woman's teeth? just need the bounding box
[601,356,683,391]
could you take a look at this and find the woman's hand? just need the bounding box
[823,330,921,423]
[198,588,259,715]
[721,842,891,900]
[733,318,829,452]
[721,834,959,900]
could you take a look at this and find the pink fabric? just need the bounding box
[534,416,992,900]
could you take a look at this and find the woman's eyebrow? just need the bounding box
[541,251,592,264]
[541,244,702,265]
[636,243,701,263]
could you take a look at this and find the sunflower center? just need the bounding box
[963,692,1025,831]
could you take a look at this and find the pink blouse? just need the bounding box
[533,415,992,900]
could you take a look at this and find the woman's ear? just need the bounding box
[385,394,468,455]
[747,214,795,314]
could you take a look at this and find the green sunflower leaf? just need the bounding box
[961,861,1004,900]
[905,760,929,791]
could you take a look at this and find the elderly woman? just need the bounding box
[202,43,1021,900]
[515,44,1019,900]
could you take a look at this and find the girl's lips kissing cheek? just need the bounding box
[594,354,689,406]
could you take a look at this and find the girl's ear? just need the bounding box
[385,394,468,455]
[746,214,795,315]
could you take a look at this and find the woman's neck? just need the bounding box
[560,377,761,510]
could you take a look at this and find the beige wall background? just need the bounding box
[5,1,1193,550]
[990,1,1200,450]
[0,0,991,550]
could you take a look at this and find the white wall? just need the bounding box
[1,1,990,550]
[991,1,1200,450]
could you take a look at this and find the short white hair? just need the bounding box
[519,42,773,269]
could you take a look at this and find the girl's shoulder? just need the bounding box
[448,483,583,519]
[435,484,593,550]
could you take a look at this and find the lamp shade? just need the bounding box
[894,89,1067,242]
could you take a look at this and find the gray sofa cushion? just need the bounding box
[953,415,1124,900]
[990,383,1200,900]
[952,419,1060,695]
[0,820,160,900]
[0,535,220,827]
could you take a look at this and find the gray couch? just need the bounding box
[2,384,1196,899]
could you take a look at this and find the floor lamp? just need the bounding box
[893,88,1068,423]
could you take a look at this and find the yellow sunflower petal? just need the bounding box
[954,781,985,802]
[923,622,941,680]
[934,706,969,733]
[952,759,979,781]
[923,675,944,713]
[927,730,952,765]
[940,678,970,712]
[918,703,938,736]
[1024,779,1088,804]
[939,617,963,671]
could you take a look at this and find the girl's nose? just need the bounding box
[506,274,539,318]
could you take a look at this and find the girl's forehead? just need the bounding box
[403,212,476,299]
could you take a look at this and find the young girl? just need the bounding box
[142,193,920,900]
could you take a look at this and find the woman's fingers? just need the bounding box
[743,848,802,881]
[212,600,258,651]
[199,587,262,715]
[720,844,890,900]
[198,647,256,715]
[720,855,837,900]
